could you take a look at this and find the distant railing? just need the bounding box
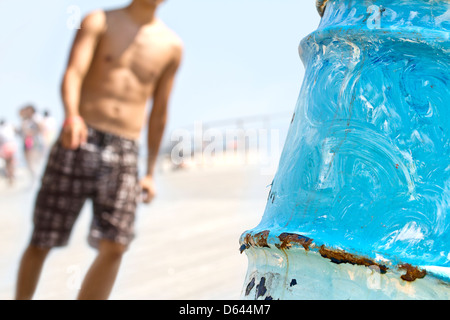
[157,111,293,174]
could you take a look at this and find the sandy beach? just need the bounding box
[0,158,272,300]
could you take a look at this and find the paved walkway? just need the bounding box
[0,162,272,300]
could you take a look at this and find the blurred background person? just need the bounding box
[18,105,45,180]
[0,119,18,186]
[39,110,57,153]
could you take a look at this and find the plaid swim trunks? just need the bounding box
[30,126,140,249]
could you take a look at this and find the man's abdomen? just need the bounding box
[79,70,151,140]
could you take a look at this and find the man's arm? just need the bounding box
[60,10,106,149]
[140,44,183,203]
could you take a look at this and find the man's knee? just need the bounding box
[98,240,128,260]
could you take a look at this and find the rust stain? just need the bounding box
[254,230,270,248]
[399,264,427,282]
[240,230,271,253]
[277,233,313,251]
[244,233,256,247]
[240,231,430,283]
[318,245,388,274]
[316,0,329,17]
[240,233,255,253]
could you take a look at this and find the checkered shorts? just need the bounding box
[30,127,140,249]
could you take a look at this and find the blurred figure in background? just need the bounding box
[15,0,183,300]
[0,119,18,186]
[18,105,45,180]
[39,110,57,154]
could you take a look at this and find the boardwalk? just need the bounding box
[0,161,271,300]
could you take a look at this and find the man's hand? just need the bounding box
[140,175,156,204]
[61,116,88,150]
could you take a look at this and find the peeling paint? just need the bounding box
[245,277,256,296]
[256,277,267,298]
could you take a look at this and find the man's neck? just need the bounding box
[125,1,158,25]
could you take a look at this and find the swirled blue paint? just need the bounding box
[246,0,450,272]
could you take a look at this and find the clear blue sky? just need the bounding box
[0,0,320,135]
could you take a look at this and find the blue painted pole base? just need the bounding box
[240,0,450,299]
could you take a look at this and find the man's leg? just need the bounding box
[77,130,139,300]
[15,245,51,300]
[17,138,91,300]
[77,239,127,300]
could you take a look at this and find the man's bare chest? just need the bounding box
[95,27,170,84]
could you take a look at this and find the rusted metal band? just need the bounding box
[240,231,430,282]
[316,0,329,17]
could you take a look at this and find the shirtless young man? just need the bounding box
[15,0,183,300]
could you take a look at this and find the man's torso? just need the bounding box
[79,9,181,140]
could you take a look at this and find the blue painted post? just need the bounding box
[240,0,450,300]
